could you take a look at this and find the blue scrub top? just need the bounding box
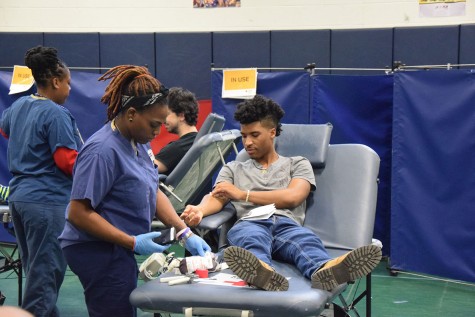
[59,123,159,248]
[0,95,82,204]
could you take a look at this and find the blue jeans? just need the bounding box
[62,241,138,317]
[10,201,67,317]
[227,215,331,279]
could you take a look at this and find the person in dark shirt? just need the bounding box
[154,87,199,175]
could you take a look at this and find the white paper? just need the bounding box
[9,65,35,95]
[419,2,465,17]
[240,203,276,221]
[221,68,257,99]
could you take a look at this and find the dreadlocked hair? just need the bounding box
[234,95,285,136]
[24,46,67,88]
[98,65,164,121]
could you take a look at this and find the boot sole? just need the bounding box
[311,245,382,291]
[224,246,289,291]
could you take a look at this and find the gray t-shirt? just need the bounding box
[215,155,316,225]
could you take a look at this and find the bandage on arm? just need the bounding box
[53,147,78,176]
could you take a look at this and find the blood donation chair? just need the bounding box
[193,113,225,145]
[156,112,227,216]
[132,123,381,317]
[158,129,242,216]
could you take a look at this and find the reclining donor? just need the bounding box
[181,94,382,291]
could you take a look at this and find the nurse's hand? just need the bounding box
[133,232,170,255]
[184,234,211,256]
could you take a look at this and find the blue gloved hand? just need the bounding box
[184,234,212,256]
[133,231,170,255]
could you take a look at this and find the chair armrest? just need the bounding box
[197,203,236,231]
[196,203,237,251]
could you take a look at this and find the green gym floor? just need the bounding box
[1,246,474,317]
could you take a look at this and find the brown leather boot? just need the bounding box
[224,246,289,291]
[311,245,382,291]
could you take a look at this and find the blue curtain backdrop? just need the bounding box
[211,69,475,282]
[311,75,394,254]
[391,70,475,283]
[0,70,107,184]
[2,68,474,282]
[212,72,393,254]
[0,70,106,244]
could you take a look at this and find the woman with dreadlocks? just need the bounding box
[0,46,82,317]
[59,65,211,317]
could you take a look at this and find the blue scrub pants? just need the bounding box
[62,241,138,317]
[10,201,67,317]
[227,215,332,279]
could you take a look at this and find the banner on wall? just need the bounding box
[193,0,241,8]
[419,0,466,17]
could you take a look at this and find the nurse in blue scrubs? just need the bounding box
[0,46,82,317]
[59,65,210,317]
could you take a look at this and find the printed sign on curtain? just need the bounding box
[222,68,257,99]
[9,65,34,95]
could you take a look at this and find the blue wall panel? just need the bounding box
[460,24,475,66]
[331,28,393,74]
[155,33,212,99]
[393,26,459,67]
[212,32,270,69]
[0,33,43,67]
[44,33,100,73]
[271,30,331,74]
[99,33,155,75]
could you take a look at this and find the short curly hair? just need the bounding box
[167,87,199,126]
[234,95,285,136]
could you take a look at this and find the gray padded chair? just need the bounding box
[193,113,225,144]
[156,112,226,215]
[158,129,241,215]
[131,123,380,317]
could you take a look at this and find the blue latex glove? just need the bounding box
[133,231,170,255]
[184,234,212,256]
